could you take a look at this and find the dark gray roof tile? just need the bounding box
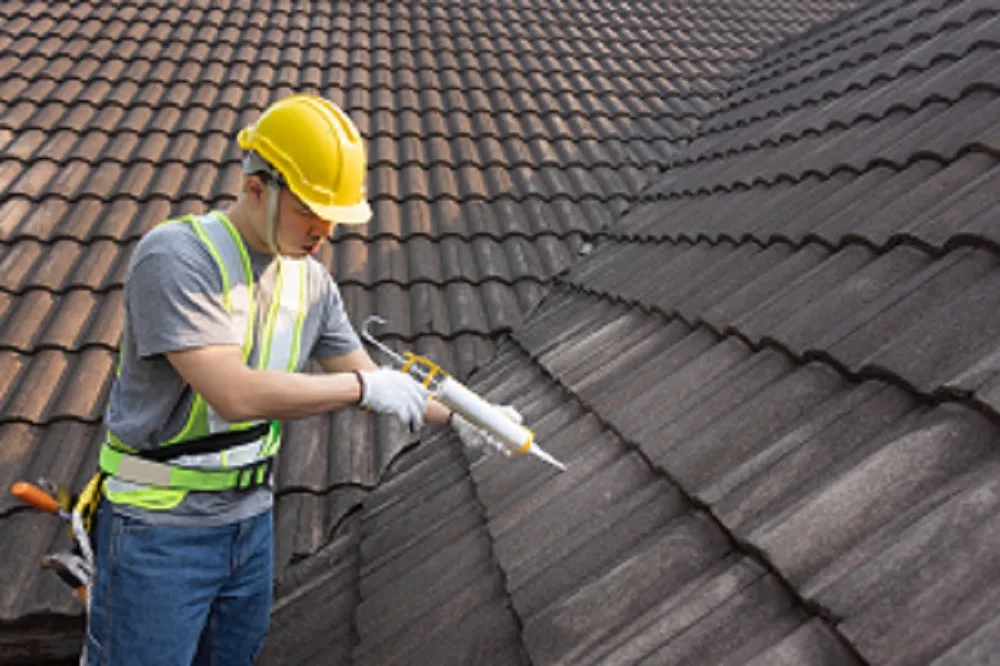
[512,288,639,357]
[819,247,996,372]
[358,503,482,600]
[673,243,798,321]
[0,350,112,422]
[486,427,625,537]
[355,528,493,640]
[361,446,459,529]
[741,619,864,666]
[361,480,478,566]
[911,165,1000,246]
[751,405,997,588]
[580,328,724,430]
[801,161,942,245]
[768,245,932,356]
[521,512,732,665]
[274,487,364,560]
[700,244,831,331]
[394,602,530,666]
[574,554,750,664]
[712,382,919,533]
[837,153,998,248]
[929,612,1000,666]
[351,432,526,666]
[655,361,847,493]
[818,461,1000,664]
[354,566,502,664]
[867,264,1000,394]
[636,574,807,666]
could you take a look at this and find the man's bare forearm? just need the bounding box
[236,367,452,425]
[226,367,363,422]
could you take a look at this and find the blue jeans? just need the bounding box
[84,500,274,666]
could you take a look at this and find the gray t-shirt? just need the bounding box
[104,214,361,526]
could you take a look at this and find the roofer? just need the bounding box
[84,94,505,666]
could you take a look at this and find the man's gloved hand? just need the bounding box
[358,368,429,432]
[451,405,523,456]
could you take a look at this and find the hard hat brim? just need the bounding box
[309,199,373,226]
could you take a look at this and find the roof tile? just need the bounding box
[522,513,731,664]
[869,265,1000,393]
[754,404,997,585]
[821,247,997,372]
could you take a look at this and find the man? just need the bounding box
[85,94,501,665]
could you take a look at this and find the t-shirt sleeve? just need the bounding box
[126,230,240,359]
[311,274,362,360]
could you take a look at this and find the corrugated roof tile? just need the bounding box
[868,266,1000,393]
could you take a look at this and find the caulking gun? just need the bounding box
[361,316,567,472]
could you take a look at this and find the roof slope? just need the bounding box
[368,0,1000,663]
[0,0,865,661]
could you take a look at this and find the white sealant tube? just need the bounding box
[435,376,567,471]
[436,377,531,452]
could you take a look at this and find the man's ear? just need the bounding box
[244,175,266,207]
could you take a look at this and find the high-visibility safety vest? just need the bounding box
[100,211,308,511]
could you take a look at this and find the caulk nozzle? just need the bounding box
[530,445,568,472]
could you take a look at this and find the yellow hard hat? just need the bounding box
[237,94,372,225]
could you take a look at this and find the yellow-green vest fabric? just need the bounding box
[103,212,307,510]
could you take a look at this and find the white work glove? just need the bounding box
[358,368,429,432]
[451,405,523,457]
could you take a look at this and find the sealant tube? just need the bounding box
[435,377,567,471]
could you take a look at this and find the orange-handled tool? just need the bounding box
[11,480,95,605]
[11,482,70,520]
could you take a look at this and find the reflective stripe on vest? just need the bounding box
[103,211,308,501]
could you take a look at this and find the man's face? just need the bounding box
[275,188,336,258]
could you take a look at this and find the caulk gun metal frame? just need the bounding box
[360,316,567,472]
[361,315,443,388]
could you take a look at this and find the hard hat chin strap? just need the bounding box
[242,151,284,256]
[265,182,281,256]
